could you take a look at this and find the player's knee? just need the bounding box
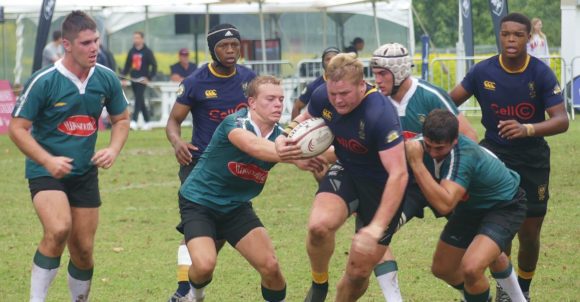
[460,261,485,284]
[191,256,217,278]
[308,220,334,242]
[44,223,72,247]
[257,256,282,281]
[431,261,451,280]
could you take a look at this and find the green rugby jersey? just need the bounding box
[180,108,283,213]
[422,135,520,211]
[12,61,127,179]
[388,78,459,138]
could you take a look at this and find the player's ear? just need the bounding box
[248,96,256,109]
[62,38,72,52]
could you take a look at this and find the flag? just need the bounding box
[32,0,56,73]
[488,0,509,52]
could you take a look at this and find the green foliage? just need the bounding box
[413,0,561,47]
[0,121,579,301]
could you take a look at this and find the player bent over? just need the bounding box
[277,53,407,302]
[177,76,323,302]
[9,11,130,302]
[405,110,527,302]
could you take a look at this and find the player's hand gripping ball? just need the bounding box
[288,118,334,158]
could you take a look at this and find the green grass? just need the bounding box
[1,119,579,301]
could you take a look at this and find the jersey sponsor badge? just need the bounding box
[58,115,97,136]
[322,108,332,121]
[54,102,67,107]
[483,80,496,91]
[227,162,269,184]
[205,89,218,99]
[176,84,185,97]
[553,84,561,95]
[386,130,401,143]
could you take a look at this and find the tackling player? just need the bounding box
[9,11,130,302]
[449,12,569,302]
[165,23,257,301]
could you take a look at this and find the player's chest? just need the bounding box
[476,74,539,105]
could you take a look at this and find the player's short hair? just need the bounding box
[61,11,97,42]
[500,12,531,34]
[134,31,145,38]
[325,53,364,85]
[52,30,62,41]
[247,75,281,99]
[423,109,459,143]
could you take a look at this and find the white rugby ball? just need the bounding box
[288,117,334,157]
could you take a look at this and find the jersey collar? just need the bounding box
[55,59,95,94]
[209,63,237,78]
[499,54,530,74]
[388,77,418,117]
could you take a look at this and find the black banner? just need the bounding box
[488,0,509,52]
[461,0,474,70]
[32,0,56,73]
[0,6,5,23]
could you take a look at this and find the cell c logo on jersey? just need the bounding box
[58,115,97,137]
[208,103,248,122]
[227,162,268,184]
[336,137,368,154]
[490,102,535,120]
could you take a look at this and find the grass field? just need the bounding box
[1,118,579,301]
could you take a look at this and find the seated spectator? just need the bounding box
[170,48,197,82]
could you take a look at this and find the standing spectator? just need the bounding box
[97,43,116,71]
[9,11,130,302]
[42,30,64,67]
[527,18,550,65]
[170,48,197,83]
[450,13,569,302]
[121,31,157,130]
[343,37,364,56]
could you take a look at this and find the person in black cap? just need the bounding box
[291,47,340,119]
[344,37,365,56]
[165,23,257,302]
[170,48,197,82]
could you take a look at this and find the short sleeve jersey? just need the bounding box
[308,83,403,184]
[421,135,520,211]
[170,62,197,78]
[298,75,326,105]
[12,61,128,179]
[179,108,283,213]
[461,55,563,146]
[388,77,459,138]
[175,63,256,158]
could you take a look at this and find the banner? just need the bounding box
[420,34,430,81]
[32,0,56,73]
[461,0,474,70]
[0,80,16,134]
[488,0,509,52]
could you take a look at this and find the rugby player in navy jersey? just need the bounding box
[291,47,340,119]
[449,13,569,302]
[277,53,408,302]
[165,23,256,301]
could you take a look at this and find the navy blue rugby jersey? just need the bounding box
[176,63,256,158]
[461,55,563,146]
[298,75,326,105]
[308,83,403,184]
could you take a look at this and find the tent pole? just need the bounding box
[373,0,380,48]
[205,4,209,64]
[145,6,149,45]
[322,8,327,49]
[259,0,267,74]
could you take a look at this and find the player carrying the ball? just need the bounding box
[276,53,408,302]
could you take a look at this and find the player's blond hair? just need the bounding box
[325,53,364,85]
[247,75,281,98]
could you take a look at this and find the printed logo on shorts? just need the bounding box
[227,162,269,184]
[57,115,97,137]
[538,184,547,201]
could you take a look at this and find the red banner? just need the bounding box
[0,80,16,134]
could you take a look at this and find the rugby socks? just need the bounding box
[176,244,192,296]
[190,278,212,300]
[67,260,93,302]
[261,284,286,302]
[30,250,60,302]
[517,266,534,294]
[312,270,328,285]
[374,260,403,302]
[452,283,465,300]
[492,262,526,301]
[464,288,490,302]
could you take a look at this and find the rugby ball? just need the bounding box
[288,117,334,157]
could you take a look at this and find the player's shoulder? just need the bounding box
[362,87,396,121]
[236,64,257,80]
[94,63,118,78]
[527,56,555,78]
[24,65,59,90]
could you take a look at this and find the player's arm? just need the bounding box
[92,109,130,169]
[274,109,313,160]
[166,102,197,165]
[457,113,478,142]
[405,140,466,215]
[8,117,72,179]
[449,84,472,107]
[291,99,306,120]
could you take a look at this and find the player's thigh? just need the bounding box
[30,177,73,235]
[235,227,281,275]
[186,236,218,272]
[309,192,349,231]
[432,239,465,276]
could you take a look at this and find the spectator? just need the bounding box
[170,48,197,82]
[121,31,157,131]
[42,30,64,67]
[97,44,117,71]
[344,37,364,56]
[527,18,550,65]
